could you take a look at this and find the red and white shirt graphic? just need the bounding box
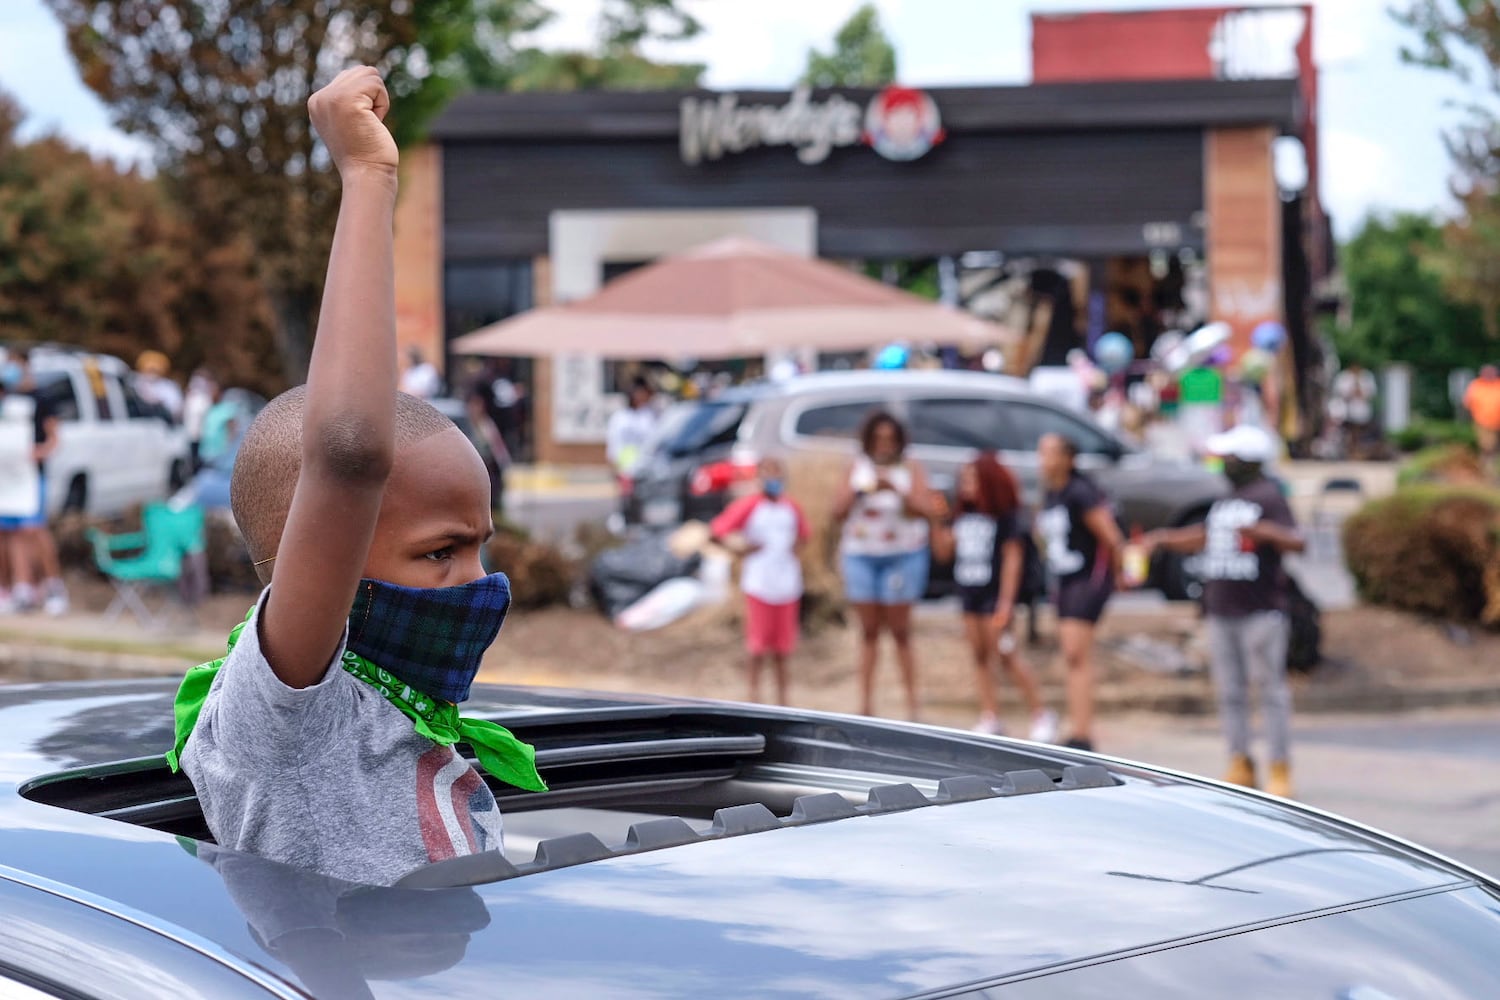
[417,746,505,862]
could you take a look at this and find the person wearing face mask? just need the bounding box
[1144,424,1304,799]
[710,457,809,706]
[164,69,545,887]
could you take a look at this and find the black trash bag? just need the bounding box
[588,531,702,617]
[1285,573,1322,673]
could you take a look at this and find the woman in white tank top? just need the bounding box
[832,410,934,720]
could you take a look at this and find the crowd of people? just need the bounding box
[706,405,1307,796]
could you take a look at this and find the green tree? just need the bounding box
[433,0,703,95]
[44,0,702,384]
[507,48,703,92]
[0,91,281,392]
[1395,1,1500,335]
[802,3,897,89]
[1336,213,1489,417]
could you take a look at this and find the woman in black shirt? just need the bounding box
[933,453,1056,741]
[1037,433,1124,752]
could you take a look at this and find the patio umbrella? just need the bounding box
[452,236,1010,360]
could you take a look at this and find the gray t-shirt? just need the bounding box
[181,592,505,886]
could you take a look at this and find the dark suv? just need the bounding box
[626,371,1226,597]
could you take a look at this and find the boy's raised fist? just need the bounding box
[309,66,398,176]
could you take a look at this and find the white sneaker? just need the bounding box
[1028,709,1060,744]
[42,580,68,618]
[12,585,36,613]
[972,713,1005,736]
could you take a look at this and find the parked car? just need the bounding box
[625,371,1227,598]
[7,345,193,519]
[7,679,1500,998]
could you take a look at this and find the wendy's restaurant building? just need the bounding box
[391,3,1329,465]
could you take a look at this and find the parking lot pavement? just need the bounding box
[1102,707,1500,878]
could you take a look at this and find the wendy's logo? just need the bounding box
[863,85,945,162]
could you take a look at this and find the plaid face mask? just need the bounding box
[346,573,511,705]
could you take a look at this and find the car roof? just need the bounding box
[11,343,132,376]
[0,681,1479,998]
[708,370,1040,409]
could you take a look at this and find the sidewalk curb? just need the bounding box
[5,634,1500,717]
[0,640,188,682]
[1085,678,1500,716]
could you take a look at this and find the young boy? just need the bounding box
[710,458,809,705]
[167,68,544,887]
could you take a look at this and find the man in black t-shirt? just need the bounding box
[1037,434,1123,753]
[1147,424,1304,799]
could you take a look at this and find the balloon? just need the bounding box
[873,344,909,370]
[1252,321,1286,352]
[1237,347,1273,386]
[1093,331,1136,375]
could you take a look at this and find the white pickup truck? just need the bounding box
[21,348,192,519]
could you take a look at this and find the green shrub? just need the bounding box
[486,533,575,609]
[1343,484,1500,624]
[1398,443,1483,486]
[1392,418,1478,454]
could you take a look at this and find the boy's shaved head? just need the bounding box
[232,387,456,580]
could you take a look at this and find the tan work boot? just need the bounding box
[1225,754,1258,789]
[1266,761,1294,799]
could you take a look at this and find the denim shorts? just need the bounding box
[842,549,930,606]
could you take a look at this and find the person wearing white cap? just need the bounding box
[1144,423,1305,798]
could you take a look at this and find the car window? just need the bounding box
[121,378,152,419]
[650,402,746,457]
[1002,401,1116,455]
[792,400,878,440]
[76,359,115,420]
[32,372,80,422]
[909,397,1010,450]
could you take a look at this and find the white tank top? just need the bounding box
[842,456,930,556]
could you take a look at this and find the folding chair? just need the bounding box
[88,502,207,628]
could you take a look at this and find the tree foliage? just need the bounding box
[0,92,281,393]
[1337,212,1489,417]
[43,0,703,386]
[802,3,897,89]
[1395,0,1500,335]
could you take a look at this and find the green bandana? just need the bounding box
[165,611,547,793]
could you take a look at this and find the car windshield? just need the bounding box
[647,401,747,457]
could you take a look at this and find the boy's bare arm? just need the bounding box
[262,67,400,689]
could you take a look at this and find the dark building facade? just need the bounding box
[398,78,1308,463]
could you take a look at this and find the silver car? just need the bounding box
[626,370,1227,597]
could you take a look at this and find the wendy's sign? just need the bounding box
[680,85,945,166]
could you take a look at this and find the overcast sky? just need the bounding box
[0,0,1475,239]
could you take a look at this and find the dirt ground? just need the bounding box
[477,599,1500,728]
[60,573,1500,731]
